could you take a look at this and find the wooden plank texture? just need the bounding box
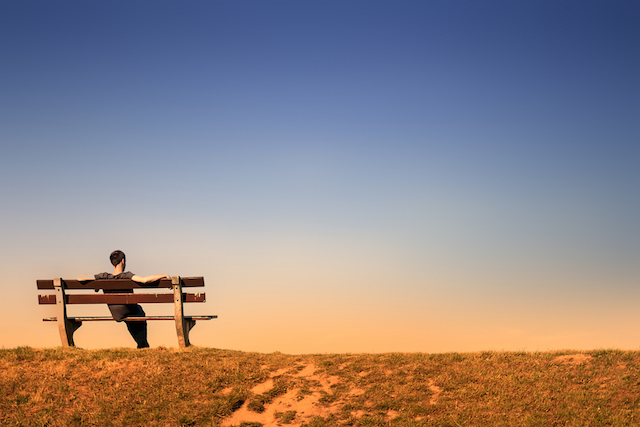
[43,315,217,322]
[38,293,206,305]
[37,277,204,290]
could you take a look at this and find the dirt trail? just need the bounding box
[221,361,442,427]
[221,363,342,426]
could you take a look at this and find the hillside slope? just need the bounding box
[1,347,639,426]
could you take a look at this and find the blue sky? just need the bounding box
[1,1,639,353]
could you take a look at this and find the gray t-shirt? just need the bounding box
[94,271,135,293]
[94,271,144,321]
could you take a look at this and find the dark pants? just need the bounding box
[108,303,150,348]
[125,320,149,349]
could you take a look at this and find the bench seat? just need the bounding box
[43,315,217,322]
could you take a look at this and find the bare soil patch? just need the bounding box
[552,354,593,365]
[222,362,352,426]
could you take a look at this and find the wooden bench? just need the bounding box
[37,276,216,348]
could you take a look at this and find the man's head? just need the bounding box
[110,250,126,267]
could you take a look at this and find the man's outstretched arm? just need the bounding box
[131,274,171,283]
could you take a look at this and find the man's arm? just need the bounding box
[131,274,171,284]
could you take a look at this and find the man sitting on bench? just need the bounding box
[94,250,170,349]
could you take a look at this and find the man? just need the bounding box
[94,250,170,348]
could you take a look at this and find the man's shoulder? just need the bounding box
[94,272,135,280]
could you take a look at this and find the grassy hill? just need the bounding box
[1,347,639,426]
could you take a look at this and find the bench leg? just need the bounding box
[176,318,196,348]
[59,319,82,347]
[173,276,197,348]
[54,278,82,347]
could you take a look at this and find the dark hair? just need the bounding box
[110,250,126,267]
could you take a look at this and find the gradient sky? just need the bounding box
[1,1,639,353]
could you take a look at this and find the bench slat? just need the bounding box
[43,315,217,322]
[38,293,206,305]
[36,277,205,290]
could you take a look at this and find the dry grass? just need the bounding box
[1,347,639,426]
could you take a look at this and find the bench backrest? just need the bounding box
[37,277,204,290]
[37,277,206,305]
